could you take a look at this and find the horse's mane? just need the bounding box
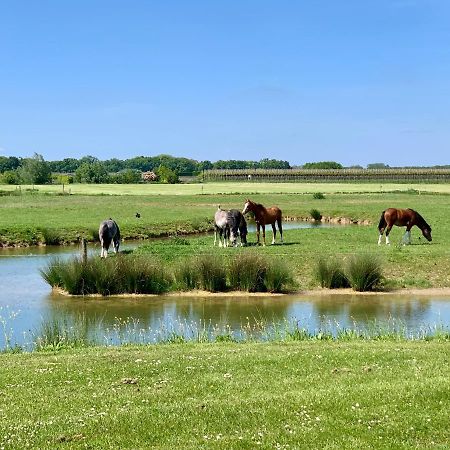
[408,209,431,230]
[249,200,266,210]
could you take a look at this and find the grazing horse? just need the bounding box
[214,207,248,247]
[227,209,248,247]
[378,208,432,245]
[242,199,283,246]
[214,207,231,247]
[99,219,121,258]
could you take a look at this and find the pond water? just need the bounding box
[1,225,449,349]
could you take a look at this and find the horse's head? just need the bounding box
[242,199,253,215]
[422,226,432,242]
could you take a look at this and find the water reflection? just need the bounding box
[0,238,449,349]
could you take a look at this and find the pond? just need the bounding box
[1,225,449,349]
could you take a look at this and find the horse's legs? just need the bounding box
[377,233,383,245]
[277,218,283,243]
[271,223,276,245]
[256,223,260,245]
[113,238,119,254]
[404,227,412,245]
[214,226,219,246]
[262,225,266,246]
[385,226,392,245]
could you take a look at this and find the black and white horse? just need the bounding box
[227,209,247,247]
[214,207,247,247]
[99,219,120,258]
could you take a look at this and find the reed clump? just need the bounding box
[43,252,295,295]
[315,253,383,291]
[315,257,349,289]
[41,255,172,295]
[346,253,384,292]
[228,252,267,292]
[310,208,322,221]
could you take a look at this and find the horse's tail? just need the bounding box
[378,210,387,232]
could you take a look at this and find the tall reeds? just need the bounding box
[315,253,383,291]
[42,252,295,295]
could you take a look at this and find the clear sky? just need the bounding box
[1,0,449,166]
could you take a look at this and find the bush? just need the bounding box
[346,254,383,292]
[228,252,267,292]
[310,209,322,221]
[41,255,171,295]
[312,192,325,200]
[315,257,349,289]
[264,261,294,293]
[194,254,227,292]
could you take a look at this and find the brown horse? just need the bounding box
[378,208,432,245]
[242,199,283,246]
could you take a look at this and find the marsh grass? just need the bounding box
[193,254,227,292]
[41,255,172,295]
[33,314,92,351]
[309,208,322,221]
[346,253,384,291]
[228,252,267,292]
[315,257,350,288]
[39,227,62,245]
[173,260,200,290]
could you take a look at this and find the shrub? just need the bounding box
[173,261,200,290]
[194,254,227,292]
[228,252,267,292]
[313,192,325,200]
[310,209,322,221]
[264,261,294,293]
[346,253,383,292]
[42,255,171,295]
[315,257,349,289]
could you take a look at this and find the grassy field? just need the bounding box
[2,182,449,289]
[0,341,448,449]
[3,181,450,195]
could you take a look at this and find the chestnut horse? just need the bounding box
[242,199,283,246]
[377,208,432,245]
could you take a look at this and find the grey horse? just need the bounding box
[99,219,120,258]
[214,207,247,247]
[214,207,230,247]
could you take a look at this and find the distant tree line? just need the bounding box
[0,154,292,185]
[2,154,449,185]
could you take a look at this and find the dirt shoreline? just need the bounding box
[52,287,450,298]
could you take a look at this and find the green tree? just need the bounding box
[74,162,109,183]
[367,163,390,169]
[0,170,20,184]
[302,161,343,169]
[155,165,179,184]
[19,153,52,184]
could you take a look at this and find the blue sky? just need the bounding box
[1,0,449,166]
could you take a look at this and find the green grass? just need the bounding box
[0,341,448,449]
[3,182,450,290]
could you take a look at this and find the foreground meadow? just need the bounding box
[1,341,448,449]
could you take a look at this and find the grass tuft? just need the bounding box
[315,257,350,289]
[346,253,384,291]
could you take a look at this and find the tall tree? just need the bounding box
[19,153,51,184]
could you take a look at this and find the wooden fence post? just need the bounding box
[81,238,87,263]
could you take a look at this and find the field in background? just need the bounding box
[3,181,450,195]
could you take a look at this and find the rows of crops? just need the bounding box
[203,168,450,183]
